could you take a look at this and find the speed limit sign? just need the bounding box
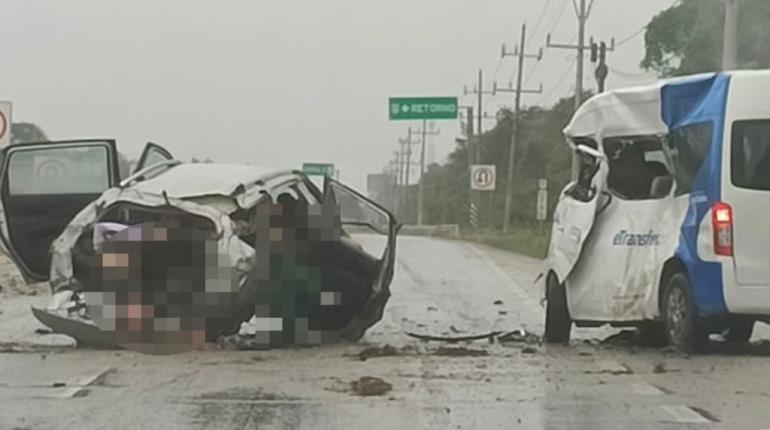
[470,165,496,191]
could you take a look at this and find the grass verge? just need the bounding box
[460,225,550,259]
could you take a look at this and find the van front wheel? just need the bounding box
[663,273,707,353]
[545,273,571,344]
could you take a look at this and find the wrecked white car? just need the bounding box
[0,140,398,352]
[544,71,770,353]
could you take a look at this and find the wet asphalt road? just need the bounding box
[2,236,770,429]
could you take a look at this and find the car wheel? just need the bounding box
[724,317,754,343]
[662,273,707,353]
[545,273,571,344]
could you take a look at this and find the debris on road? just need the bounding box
[356,344,400,361]
[351,376,393,396]
[433,346,489,357]
[496,329,541,345]
[405,331,502,343]
[521,346,538,354]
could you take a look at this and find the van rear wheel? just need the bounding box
[545,273,571,344]
[662,273,707,353]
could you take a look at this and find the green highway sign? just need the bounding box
[389,97,458,121]
[302,162,335,177]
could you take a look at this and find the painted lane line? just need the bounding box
[464,244,541,315]
[661,405,713,423]
[630,382,666,396]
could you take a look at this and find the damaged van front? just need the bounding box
[544,71,770,353]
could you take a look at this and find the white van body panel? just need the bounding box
[566,194,688,321]
[721,71,770,314]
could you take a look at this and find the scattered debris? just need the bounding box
[497,329,541,344]
[351,376,393,396]
[521,347,538,354]
[357,345,400,361]
[600,330,637,345]
[216,334,272,351]
[405,331,502,343]
[493,300,503,305]
[433,347,489,357]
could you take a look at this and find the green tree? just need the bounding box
[11,122,47,144]
[641,0,770,77]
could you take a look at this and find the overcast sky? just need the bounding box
[1,0,674,190]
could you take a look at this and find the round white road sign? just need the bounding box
[470,165,496,191]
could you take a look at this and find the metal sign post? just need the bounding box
[0,102,12,148]
[537,178,548,232]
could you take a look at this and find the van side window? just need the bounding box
[668,122,713,196]
[604,136,672,200]
[731,120,770,191]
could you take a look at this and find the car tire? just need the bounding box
[724,317,754,343]
[545,273,571,344]
[662,273,707,354]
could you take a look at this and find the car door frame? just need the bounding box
[547,141,609,284]
[133,142,174,174]
[0,139,121,283]
[320,175,400,340]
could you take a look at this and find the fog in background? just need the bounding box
[1,0,674,190]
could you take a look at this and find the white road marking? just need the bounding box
[661,405,712,423]
[630,382,666,396]
[464,244,541,314]
[51,366,115,398]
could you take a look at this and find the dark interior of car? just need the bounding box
[2,192,100,279]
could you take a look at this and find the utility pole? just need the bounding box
[590,40,610,93]
[415,122,439,226]
[498,23,543,234]
[547,0,613,178]
[398,129,420,222]
[464,70,495,137]
[722,0,739,70]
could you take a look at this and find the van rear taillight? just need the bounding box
[712,202,733,256]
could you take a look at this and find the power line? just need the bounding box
[528,0,554,41]
[615,0,681,47]
[535,62,575,106]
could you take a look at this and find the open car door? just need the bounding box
[322,176,400,341]
[0,139,121,283]
[547,143,609,282]
[132,142,174,174]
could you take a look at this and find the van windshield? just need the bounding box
[732,120,770,191]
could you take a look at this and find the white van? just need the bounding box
[544,71,770,352]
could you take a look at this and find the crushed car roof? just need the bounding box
[129,163,293,199]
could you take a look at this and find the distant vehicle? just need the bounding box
[544,70,770,353]
[0,140,398,349]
